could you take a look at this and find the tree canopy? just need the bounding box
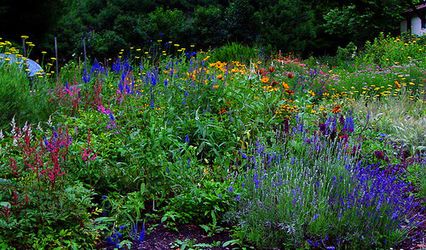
[0,0,422,58]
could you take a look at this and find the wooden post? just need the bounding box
[83,37,87,73]
[54,36,59,83]
[22,39,26,57]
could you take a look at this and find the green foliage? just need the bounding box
[335,42,358,65]
[210,43,260,63]
[192,5,225,46]
[162,180,235,233]
[233,134,410,249]
[406,163,426,203]
[0,180,100,248]
[356,33,426,67]
[0,33,424,249]
[322,2,408,46]
[254,0,316,53]
[1,0,420,58]
[0,124,102,248]
[0,63,54,130]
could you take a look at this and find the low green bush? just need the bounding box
[0,63,54,130]
[209,43,260,63]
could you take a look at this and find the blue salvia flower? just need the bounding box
[150,98,155,109]
[164,79,168,87]
[91,59,104,75]
[307,239,320,248]
[184,134,190,144]
[122,59,131,72]
[343,115,354,133]
[120,71,127,84]
[82,68,90,83]
[150,71,157,86]
[311,213,319,222]
[379,133,387,141]
[255,140,264,154]
[253,173,260,189]
[118,82,124,94]
[138,223,145,243]
[241,152,248,159]
[112,58,121,73]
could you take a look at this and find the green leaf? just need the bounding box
[0,202,11,208]
[199,224,210,233]
[222,239,240,247]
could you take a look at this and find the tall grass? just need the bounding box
[349,94,426,155]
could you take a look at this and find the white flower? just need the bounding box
[47,115,53,127]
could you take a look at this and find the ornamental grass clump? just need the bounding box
[232,118,419,249]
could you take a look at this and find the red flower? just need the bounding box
[258,68,268,76]
[331,105,341,114]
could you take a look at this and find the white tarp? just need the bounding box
[0,53,44,77]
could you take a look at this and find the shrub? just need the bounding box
[0,63,54,130]
[210,43,259,63]
[0,124,102,249]
[356,33,426,67]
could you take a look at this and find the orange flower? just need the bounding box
[213,84,219,89]
[269,66,275,73]
[261,76,270,84]
[282,82,290,90]
[217,74,223,80]
[394,80,401,89]
[219,107,227,115]
[331,105,341,114]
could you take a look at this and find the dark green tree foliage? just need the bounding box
[192,5,226,46]
[0,0,421,58]
[224,0,256,43]
[322,0,409,46]
[0,0,60,43]
[254,0,316,53]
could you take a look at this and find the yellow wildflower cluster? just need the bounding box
[262,85,279,92]
[209,61,227,72]
[209,61,247,75]
[275,99,299,118]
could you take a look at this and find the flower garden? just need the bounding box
[0,35,425,249]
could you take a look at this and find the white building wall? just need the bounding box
[411,16,426,35]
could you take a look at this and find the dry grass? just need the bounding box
[349,94,425,154]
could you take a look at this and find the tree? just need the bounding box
[254,0,317,53]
